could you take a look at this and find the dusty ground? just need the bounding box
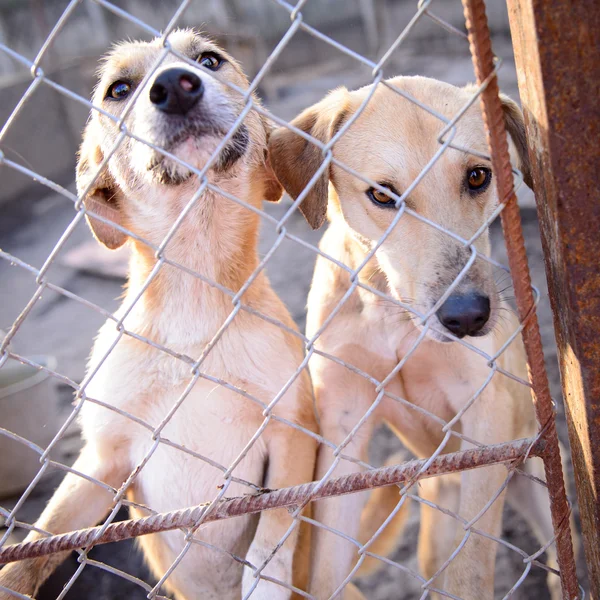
[0,4,588,599]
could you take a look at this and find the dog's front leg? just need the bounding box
[442,386,515,600]
[0,444,128,599]
[308,368,379,600]
[309,436,372,600]
[242,422,317,600]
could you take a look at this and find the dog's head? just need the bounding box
[77,29,281,249]
[269,76,531,342]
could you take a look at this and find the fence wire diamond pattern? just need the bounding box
[0,1,581,599]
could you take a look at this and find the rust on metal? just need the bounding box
[462,0,581,598]
[505,0,600,596]
[0,437,543,565]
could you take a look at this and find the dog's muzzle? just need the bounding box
[149,68,203,116]
[144,66,248,183]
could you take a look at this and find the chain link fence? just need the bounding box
[0,0,582,598]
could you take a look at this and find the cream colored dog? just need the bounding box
[269,76,561,599]
[0,30,316,600]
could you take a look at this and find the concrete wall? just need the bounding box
[0,58,95,205]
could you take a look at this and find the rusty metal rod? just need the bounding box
[461,1,580,598]
[0,437,542,565]
[505,0,600,594]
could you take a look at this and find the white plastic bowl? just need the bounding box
[0,355,60,499]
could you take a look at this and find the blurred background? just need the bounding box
[0,1,585,598]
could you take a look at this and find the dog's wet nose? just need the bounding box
[149,68,203,115]
[436,293,490,338]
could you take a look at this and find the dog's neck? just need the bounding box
[335,222,390,294]
[325,219,419,321]
[122,191,263,346]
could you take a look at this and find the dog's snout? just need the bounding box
[149,68,203,115]
[436,293,490,338]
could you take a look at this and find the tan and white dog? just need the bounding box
[0,30,316,600]
[269,76,561,599]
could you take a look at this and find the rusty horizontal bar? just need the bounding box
[0,437,543,565]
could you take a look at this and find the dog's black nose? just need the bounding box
[436,293,491,338]
[149,68,203,115]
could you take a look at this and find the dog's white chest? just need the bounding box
[85,366,267,598]
[89,360,266,498]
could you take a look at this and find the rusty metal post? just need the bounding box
[462,0,581,598]
[505,1,600,596]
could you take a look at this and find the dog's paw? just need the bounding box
[0,561,39,599]
[242,547,293,600]
[0,590,33,600]
[242,571,291,600]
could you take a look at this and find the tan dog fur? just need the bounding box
[269,76,562,599]
[0,30,316,600]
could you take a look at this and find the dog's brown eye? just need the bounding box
[467,167,491,192]
[198,52,223,71]
[107,81,131,100]
[367,186,398,207]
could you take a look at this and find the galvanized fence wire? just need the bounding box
[0,0,579,599]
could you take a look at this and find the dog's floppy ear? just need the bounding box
[260,127,284,203]
[500,93,533,191]
[268,87,351,229]
[76,121,127,249]
[262,152,284,203]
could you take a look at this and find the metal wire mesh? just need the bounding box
[0,1,581,599]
